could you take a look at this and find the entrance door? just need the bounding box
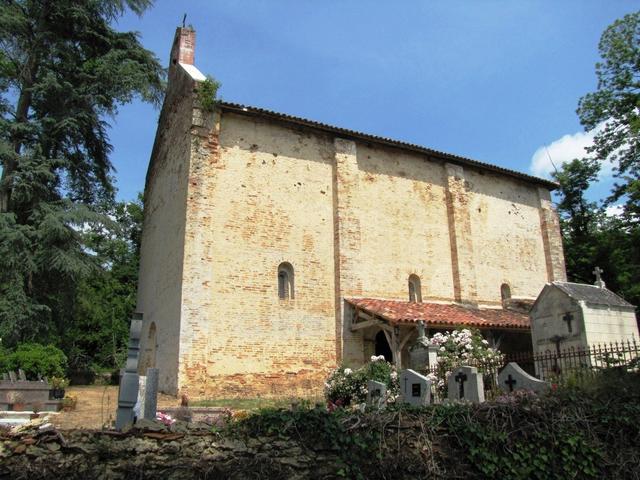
[374,330,393,363]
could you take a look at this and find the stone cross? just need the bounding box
[417,320,426,340]
[562,313,573,333]
[115,313,143,431]
[498,362,550,394]
[18,369,27,381]
[593,266,605,288]
[144,368,160,420]
[366,380,387,408]
[399,369,431,407]
[8,371,16,382]
[447,366,484,404]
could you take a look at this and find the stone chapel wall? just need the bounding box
[136,64,196,395]
[176,112,338,398]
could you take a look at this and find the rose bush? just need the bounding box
[426,328,503,396]
[324,355,399,408]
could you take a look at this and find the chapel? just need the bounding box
[136,27,566,398]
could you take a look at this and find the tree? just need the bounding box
[577,11,640,223]
[0,1,163,346]
[553,158,640,310]
[66,195,143,371]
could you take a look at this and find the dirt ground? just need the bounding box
[49,385,179,430]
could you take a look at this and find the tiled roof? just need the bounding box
[345,298,530,330]
[219,102,558,190]
[553,282,635,308]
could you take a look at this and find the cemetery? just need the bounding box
[1,310,639,478]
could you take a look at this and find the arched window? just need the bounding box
[278,262,294,300]
[408,274,422,302]
[501,283,511,303]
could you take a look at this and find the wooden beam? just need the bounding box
[351,318,383,331]
[399,330,414,350]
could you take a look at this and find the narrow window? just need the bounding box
[501,283,511,303]
[278,262,294,300]
[408,274,422,302]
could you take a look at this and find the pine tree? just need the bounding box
[0,1,163,345]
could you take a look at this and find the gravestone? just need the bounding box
[2,373,8,381]
[498,362,550,394]
[409,321,439,370]
[8,371,16,382]
[366,380,387,408]
[144,368,159,420]
[447,366,484,404]
[18,369,27,381]
[399,369,431,407]
[115,313,143,430]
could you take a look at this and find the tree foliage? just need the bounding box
[0,1,163,352]
[577,11,640,223]
[556,12,640,313]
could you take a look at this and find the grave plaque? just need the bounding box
[8,371,16,382]
[366,380,387,408]
[134,375,147,421]
[447,366,484,404]
[399,369,431,407]
[498,362,550,394]
[18,369,27,381]
[144,368,160,420]
[115,313,143,430]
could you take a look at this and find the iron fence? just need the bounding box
[423,338,640,401]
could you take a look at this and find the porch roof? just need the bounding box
[345,298,530,331]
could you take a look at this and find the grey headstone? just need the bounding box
[2,373,8,381]
[144,368,160,420]
[498,362,550,394]
[115,313,143,431]
[8,371,16,382]
[448,366,484,404]
[366,380,387,408]
[18,369,27,381]
[399,369,431,407]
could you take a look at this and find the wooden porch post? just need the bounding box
[392,325,401,369]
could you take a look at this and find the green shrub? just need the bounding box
[8,343,67,379]
[324,356,399,407]
[197,76,221,112]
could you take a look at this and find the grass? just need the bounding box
[192,396,324,410]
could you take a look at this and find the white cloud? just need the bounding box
[530,130,596,178]
[529,124,615,179]
[605,204,624,218]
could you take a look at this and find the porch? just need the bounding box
[345,297,532,369]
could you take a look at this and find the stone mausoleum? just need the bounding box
[136,27,567,398]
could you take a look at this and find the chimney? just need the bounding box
[170,27,195,66]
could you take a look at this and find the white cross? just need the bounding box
[593,266,605,288]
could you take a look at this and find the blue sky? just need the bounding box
[109,1,638,202]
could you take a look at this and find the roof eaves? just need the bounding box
[219,102,559,190]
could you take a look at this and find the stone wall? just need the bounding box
[136,38,199,394]
[582,304,639,345]
[176,112,338,399]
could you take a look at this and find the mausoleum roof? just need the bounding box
[552,282,635,308]
[219,102,559,190]
[345,298,530,330]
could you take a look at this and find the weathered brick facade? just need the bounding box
[136,28,566,398]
